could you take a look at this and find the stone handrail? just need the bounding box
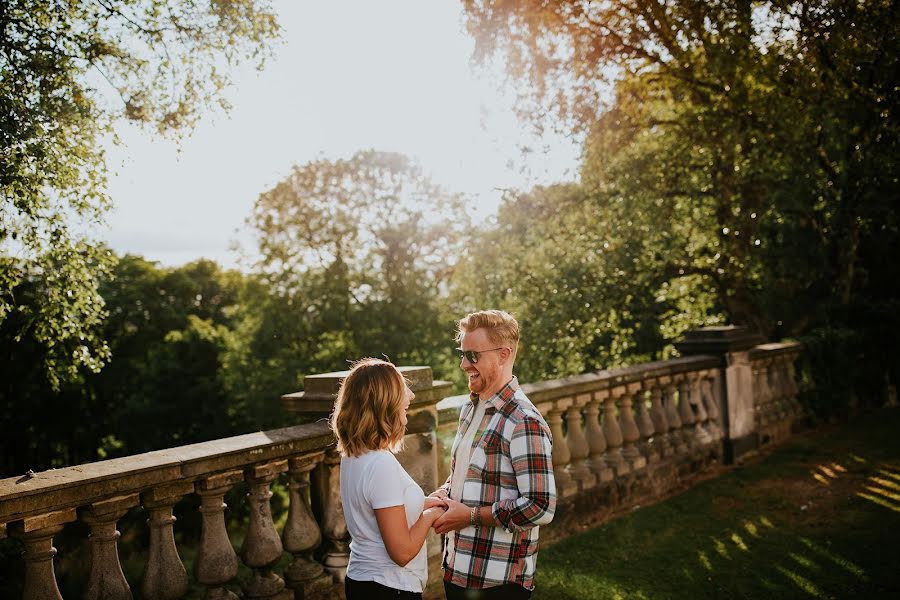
[1,422,336,600]
[0,328,806,598]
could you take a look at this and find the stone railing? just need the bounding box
[0,327,805,598]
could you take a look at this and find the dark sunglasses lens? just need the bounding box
[461,350,479,363]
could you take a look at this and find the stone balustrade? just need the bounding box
[0,328,805,598]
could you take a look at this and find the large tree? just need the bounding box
[238,150,471,404]
[1,0,280,386]
[461,0,899,343]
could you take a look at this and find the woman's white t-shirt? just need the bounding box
[340,449,427,592]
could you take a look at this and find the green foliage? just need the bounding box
[238,150,471,391]
[1,0,280,385]
[462,0,900,410]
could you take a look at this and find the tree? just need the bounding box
[238,150,471,399]
[1,0,280,385]
[462,0,898,332]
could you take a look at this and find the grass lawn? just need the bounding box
[534,408,900,600]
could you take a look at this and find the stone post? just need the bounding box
[283,453,331,599]
[141,481,193,600]
[619,382,646,470]
[677,375,697,450]
[80,494,139,600]
[240,460,292,600]
[547,402,577,498]
[319,449,350,581]
[649,382,672,458]
[602,387,629,476]
[8,508,77,600]
[585,391,614,483]
[634,382,658,464]
[689,372,712,446]
[195,470,243,600]
[675,326,765,463]
[565,397,597,490]
[661,377,685,455]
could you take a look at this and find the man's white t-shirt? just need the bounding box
[340,449,427,592]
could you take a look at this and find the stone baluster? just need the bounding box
[9,508,77,600]
[320,449,350,582]
[689,372,712,446]
[565,396,597,490]
[784,353,803,415]
[767,358,785,421]
[142,481,193,600]
[649,382,672,458]
[547,402,577,498]
[195,470,244,600]
[584,391,614,483]
[618,383,644,470]
[677,375,698,450]
[701,372,724,442]
[283,453,331,598]
[634,381,658,464]
[602,386,630,476]
[241,460,292,599]
[662,377,686,454]
[81,494,139,600]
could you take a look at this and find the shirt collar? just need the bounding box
[471,376,519,411]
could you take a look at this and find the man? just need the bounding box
[431,310,556,599]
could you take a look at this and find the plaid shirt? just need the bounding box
[440,376,556,590]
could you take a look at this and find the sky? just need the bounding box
[100,0,581,269]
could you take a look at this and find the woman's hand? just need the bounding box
[422,504,447,525]
[424,496,448,510]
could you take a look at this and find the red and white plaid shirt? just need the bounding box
[440,376,556,590]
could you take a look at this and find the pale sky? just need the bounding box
[101,0,581,268]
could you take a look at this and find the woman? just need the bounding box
[330,358,447,599]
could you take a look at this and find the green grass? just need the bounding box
[533,409,900,600]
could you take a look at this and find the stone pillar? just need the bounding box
[80,494,139,600]
[9,508,77,600]
[565,397,597,490]
[319,449,350,582]
[546,402,577,498]
[602,387,629,476]
[634,382,658,464]
[283,453,331,599]
[701,372,724,442]
[584,391,613,483]
[675,326,765,463]
[141,481,193,600]
[689,372,712,446]
[649,382,672,458]
[677,375,698,450]
[195,470,243,600]
[241,460,292,599]
[661,377,685,454]
[619,383,646,470]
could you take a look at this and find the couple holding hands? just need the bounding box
[331,310,557,599]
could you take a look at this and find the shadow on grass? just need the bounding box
[534,409,900,600]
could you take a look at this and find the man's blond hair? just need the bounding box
[329,358,407,457]
[456,310,520,356]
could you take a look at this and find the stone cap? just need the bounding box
[675,326,765,356]
[282,366,452,414]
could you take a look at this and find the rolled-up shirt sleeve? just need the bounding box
[491,415,556,532]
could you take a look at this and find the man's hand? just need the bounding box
[432,497,472,535]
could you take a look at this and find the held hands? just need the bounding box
[422,496,448,525]
[431,497,472,535]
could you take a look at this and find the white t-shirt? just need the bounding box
[340,450,427,592]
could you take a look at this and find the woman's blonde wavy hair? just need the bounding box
[330,358,408,457]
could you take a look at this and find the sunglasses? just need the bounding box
[457,347,506,364]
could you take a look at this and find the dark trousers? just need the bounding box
[444,580,532,599]
[345,576,422,599]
